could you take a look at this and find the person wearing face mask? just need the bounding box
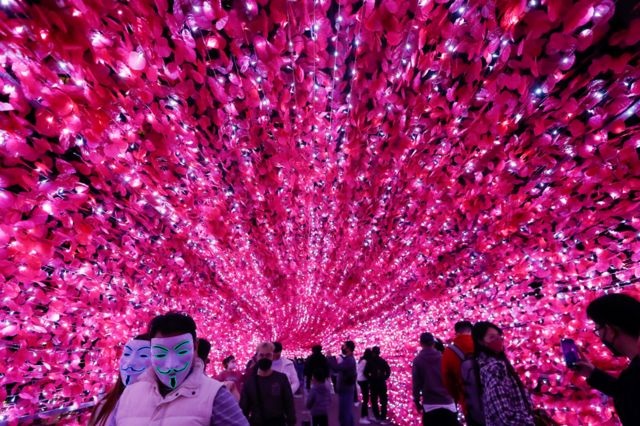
[328,340,357,426]
[114,312,248,425]
[239,341,296,426]
[573,293,640,425]
[89,334,151,426]
[472,322,534,426]
[217,355,244,400]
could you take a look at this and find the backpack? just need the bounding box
[367,358,389,381]
[450,345,485,425]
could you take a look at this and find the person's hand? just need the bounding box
[572,359,595,377]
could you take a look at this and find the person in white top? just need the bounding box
[271,342,301,394]
[357,348,373,424]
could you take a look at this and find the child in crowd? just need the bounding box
[306,370,332,426]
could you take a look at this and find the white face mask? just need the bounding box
[151,333,195,390]
[120,339,151,386]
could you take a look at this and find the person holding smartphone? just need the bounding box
[572,293,640,426]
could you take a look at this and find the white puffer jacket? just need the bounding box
[115,358,223,425]
[271,357,301,394]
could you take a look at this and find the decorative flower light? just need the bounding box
[0,0,638,424]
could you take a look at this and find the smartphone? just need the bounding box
[561,338,580,368]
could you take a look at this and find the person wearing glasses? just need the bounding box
[573,293,640,426]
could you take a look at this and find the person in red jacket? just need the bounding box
[441,321,474,420]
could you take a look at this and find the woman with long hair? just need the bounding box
[472,322,534,426]
[89,333,151,426]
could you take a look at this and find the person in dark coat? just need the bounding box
[304,345,330,390]
[574,294,640,426]
[412,332,460,425]
[240,342,296,426]
[328,341,357,426]
[364,346,391,422]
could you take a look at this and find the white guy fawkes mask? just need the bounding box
[150,333,195,390]
[120,339,151,386]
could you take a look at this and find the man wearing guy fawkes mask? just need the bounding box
[239,342,296,426]
[573,294,640,426]
[114,312,248,425]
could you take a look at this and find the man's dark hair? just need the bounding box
[420,332,434,346]
[360,348,373,361]
[454,321,473,333]
[197,338,211,364]
[587,293,640,337]
[311,344,322,354]
[372,346,380,356]
[344,340,355,352]
[273,341,283,353]
[149,312,197,341]
[222,355,235,368]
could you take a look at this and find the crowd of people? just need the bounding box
[89,293,640,426]
[410,293,640,426]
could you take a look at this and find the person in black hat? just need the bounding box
[412,332,460,426]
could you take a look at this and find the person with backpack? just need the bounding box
[364,346,391,423]
[471,322,534,426]
[328,340,357,426]
[412,332,460,426]
[442,321,475,422]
